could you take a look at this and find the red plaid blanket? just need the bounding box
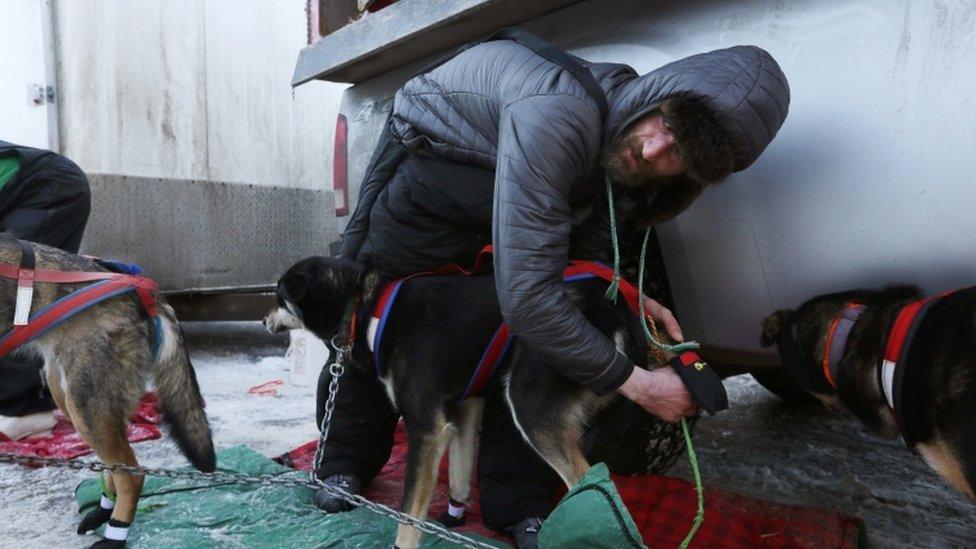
[613,473,863,548]
[275,422,864,548]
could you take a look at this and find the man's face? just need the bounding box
[601,112,686,191]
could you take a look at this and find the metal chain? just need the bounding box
[0,451,494,549]
[311,334,349,478]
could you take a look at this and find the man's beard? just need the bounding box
[600,134,673,192]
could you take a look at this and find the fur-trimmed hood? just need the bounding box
[589,45,790,227]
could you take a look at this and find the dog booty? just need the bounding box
[88,518,129,548]
[78,493,115,534]
[437,498,467,527]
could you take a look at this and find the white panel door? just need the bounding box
[0,0,55,150]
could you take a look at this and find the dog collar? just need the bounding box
[820,302,866,389]
[879,288,962,446]
[367,279,405,376]
[336,295,359,348]
[879,294,947,409]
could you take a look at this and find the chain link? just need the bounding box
[0,451,495,548]
[312,335,350,478]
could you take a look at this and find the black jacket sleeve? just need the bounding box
[492,94,633,395]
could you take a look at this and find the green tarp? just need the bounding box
[75,446,506,548]
[539,463,646,549]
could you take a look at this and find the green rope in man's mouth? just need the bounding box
[604,176,704,547]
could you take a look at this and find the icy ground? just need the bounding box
[0,322,972,548]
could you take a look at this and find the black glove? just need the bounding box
[669,351,728,415]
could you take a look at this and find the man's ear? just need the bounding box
[760,309,795,348]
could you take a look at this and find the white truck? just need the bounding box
[294,0,975,395]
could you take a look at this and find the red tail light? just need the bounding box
[334,113,349,216]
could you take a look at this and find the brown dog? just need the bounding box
[761,285,976,500]
[0,234,215,547]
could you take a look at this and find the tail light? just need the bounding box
[334,113,349,216]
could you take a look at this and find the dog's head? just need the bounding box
[760,300,841,405]
[759,308,795,349]
[761,288,913,409]
[264,256,364,340]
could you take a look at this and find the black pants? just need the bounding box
[0,153,91,417]
[315,364,560,530]
[0,153,91,254]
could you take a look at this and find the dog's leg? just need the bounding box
[396,410,454,549]
[440,397,483,527]
[44,362,70,422]
[58,338,147,548]
[918,438,976,500]
[505,375,593,488]
[45,359,117,537]
[65,391,144,547]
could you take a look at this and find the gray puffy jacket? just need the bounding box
[355,37,789,394]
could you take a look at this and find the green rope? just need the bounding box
[679,417,705,549]
[603,177,704,546]
[604,176,622,303]
[635,227,700,354]
[634,225,704,547]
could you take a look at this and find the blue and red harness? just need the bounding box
[365,246,646,401]
[0,240,162,359]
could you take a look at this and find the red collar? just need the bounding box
[820,302,866,388]
[878,289,962,447]
[879,292,952,409]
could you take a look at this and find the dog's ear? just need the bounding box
[281,271,312,304]
[760,309,795,348]
[313,258,365,296]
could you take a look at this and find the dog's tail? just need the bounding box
[152,307,217,472]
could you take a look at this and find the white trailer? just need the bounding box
[2,1,349,318]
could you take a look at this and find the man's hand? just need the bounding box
[617,367,697,422]
[642,296,683,342]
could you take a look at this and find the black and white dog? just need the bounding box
[265,256,675,548]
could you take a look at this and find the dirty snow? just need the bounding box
[0,322,972,548]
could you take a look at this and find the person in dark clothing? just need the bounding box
[316,30,790,547]
[0,141,92,418]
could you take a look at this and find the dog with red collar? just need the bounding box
[760,285,976,501]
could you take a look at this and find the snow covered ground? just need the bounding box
[0,322,972,548]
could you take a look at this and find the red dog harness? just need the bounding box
[821,289,960,444]
[367,247,644,400]
[0,240,162,359]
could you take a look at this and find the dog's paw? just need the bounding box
[77,506,113,534]
[437,510,466,528]
[88,538,126,548]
